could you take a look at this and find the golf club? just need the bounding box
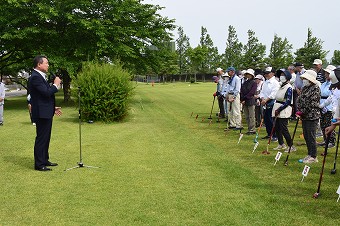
[331,127,340,174]
[284,117,300,166]
[208,96,216,119]
[313,135,331,198]
[262,116,278,155]
[254,114,264,143]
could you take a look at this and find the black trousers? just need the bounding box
[34,118,53,168]
[218,96,225,117]
[275,118,292,146]
[302,119,318,158]
[264,107,276,137]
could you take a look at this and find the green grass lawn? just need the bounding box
[1,82,340,225]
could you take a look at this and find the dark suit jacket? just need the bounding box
[28,70,58,119]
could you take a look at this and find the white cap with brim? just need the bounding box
[255,74,264,81]
[222,73,230,77]
[313,59,322,65]
[216,68,223,72]
[300,70,318,84]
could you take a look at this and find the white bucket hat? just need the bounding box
[244,68,255,77]
[325,65,336,74]
[330,71,339,89]
[300,70,318,84]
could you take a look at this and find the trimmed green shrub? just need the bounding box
[72,62,134,122]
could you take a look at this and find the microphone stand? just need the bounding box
[65,87,99,171]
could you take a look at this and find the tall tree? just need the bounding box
[331,50,340,66]
[224,25,243,69]
[198,26,220,73]
[176,26,191,74]
[0,0,175,100]
[267,34,294,69]
[295,28,328,69]
[242,30,266,69]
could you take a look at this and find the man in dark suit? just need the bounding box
[28,55,62,171]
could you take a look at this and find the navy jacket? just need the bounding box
[28,70,58,119]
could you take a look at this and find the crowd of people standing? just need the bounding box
[213,59,340,164]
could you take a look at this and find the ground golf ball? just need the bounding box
[298,159,303,163]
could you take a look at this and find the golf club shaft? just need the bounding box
[209,96,216,119]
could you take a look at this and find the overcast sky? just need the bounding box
[144,0,340,61]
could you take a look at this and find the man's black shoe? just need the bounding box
[261,135,270,139]
[246,131,256,135]
[35,166,52,171]
[46,162,58,166]
[228,126,236,129]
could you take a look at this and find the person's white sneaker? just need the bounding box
[303,156,319,163]
[273,144,287,150]
[284,145,297,152]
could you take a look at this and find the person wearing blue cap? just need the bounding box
[225,66,242,129]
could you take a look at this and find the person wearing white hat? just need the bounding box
[0,80,5,125]
[297,70,321,163]
[254,74,264,127]
[240,69,257,134]
[318,65,337,149]
[221,73,230,119]
[325,68,340,136]
[259,67,280,141]
[313,59,326,84]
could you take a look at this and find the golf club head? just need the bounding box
[284,161,288,166]
[331,169,336,174]
[313,192,320,199]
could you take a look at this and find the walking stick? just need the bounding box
[208,96,216,119]
[284,117,300,166]
[313,135,331,198]
[331,127,340,174]
[254,112,265,143]
[262,116,278,155]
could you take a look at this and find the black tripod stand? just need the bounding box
[65,87,99,171]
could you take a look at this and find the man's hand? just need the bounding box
[274,110,280,116]
[54,107,62,116]
[54,76,62,87]
[0,97,3,102]
[260,99,266,105]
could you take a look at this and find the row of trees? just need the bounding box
[176,25,340,74]
[1,1,339,100]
